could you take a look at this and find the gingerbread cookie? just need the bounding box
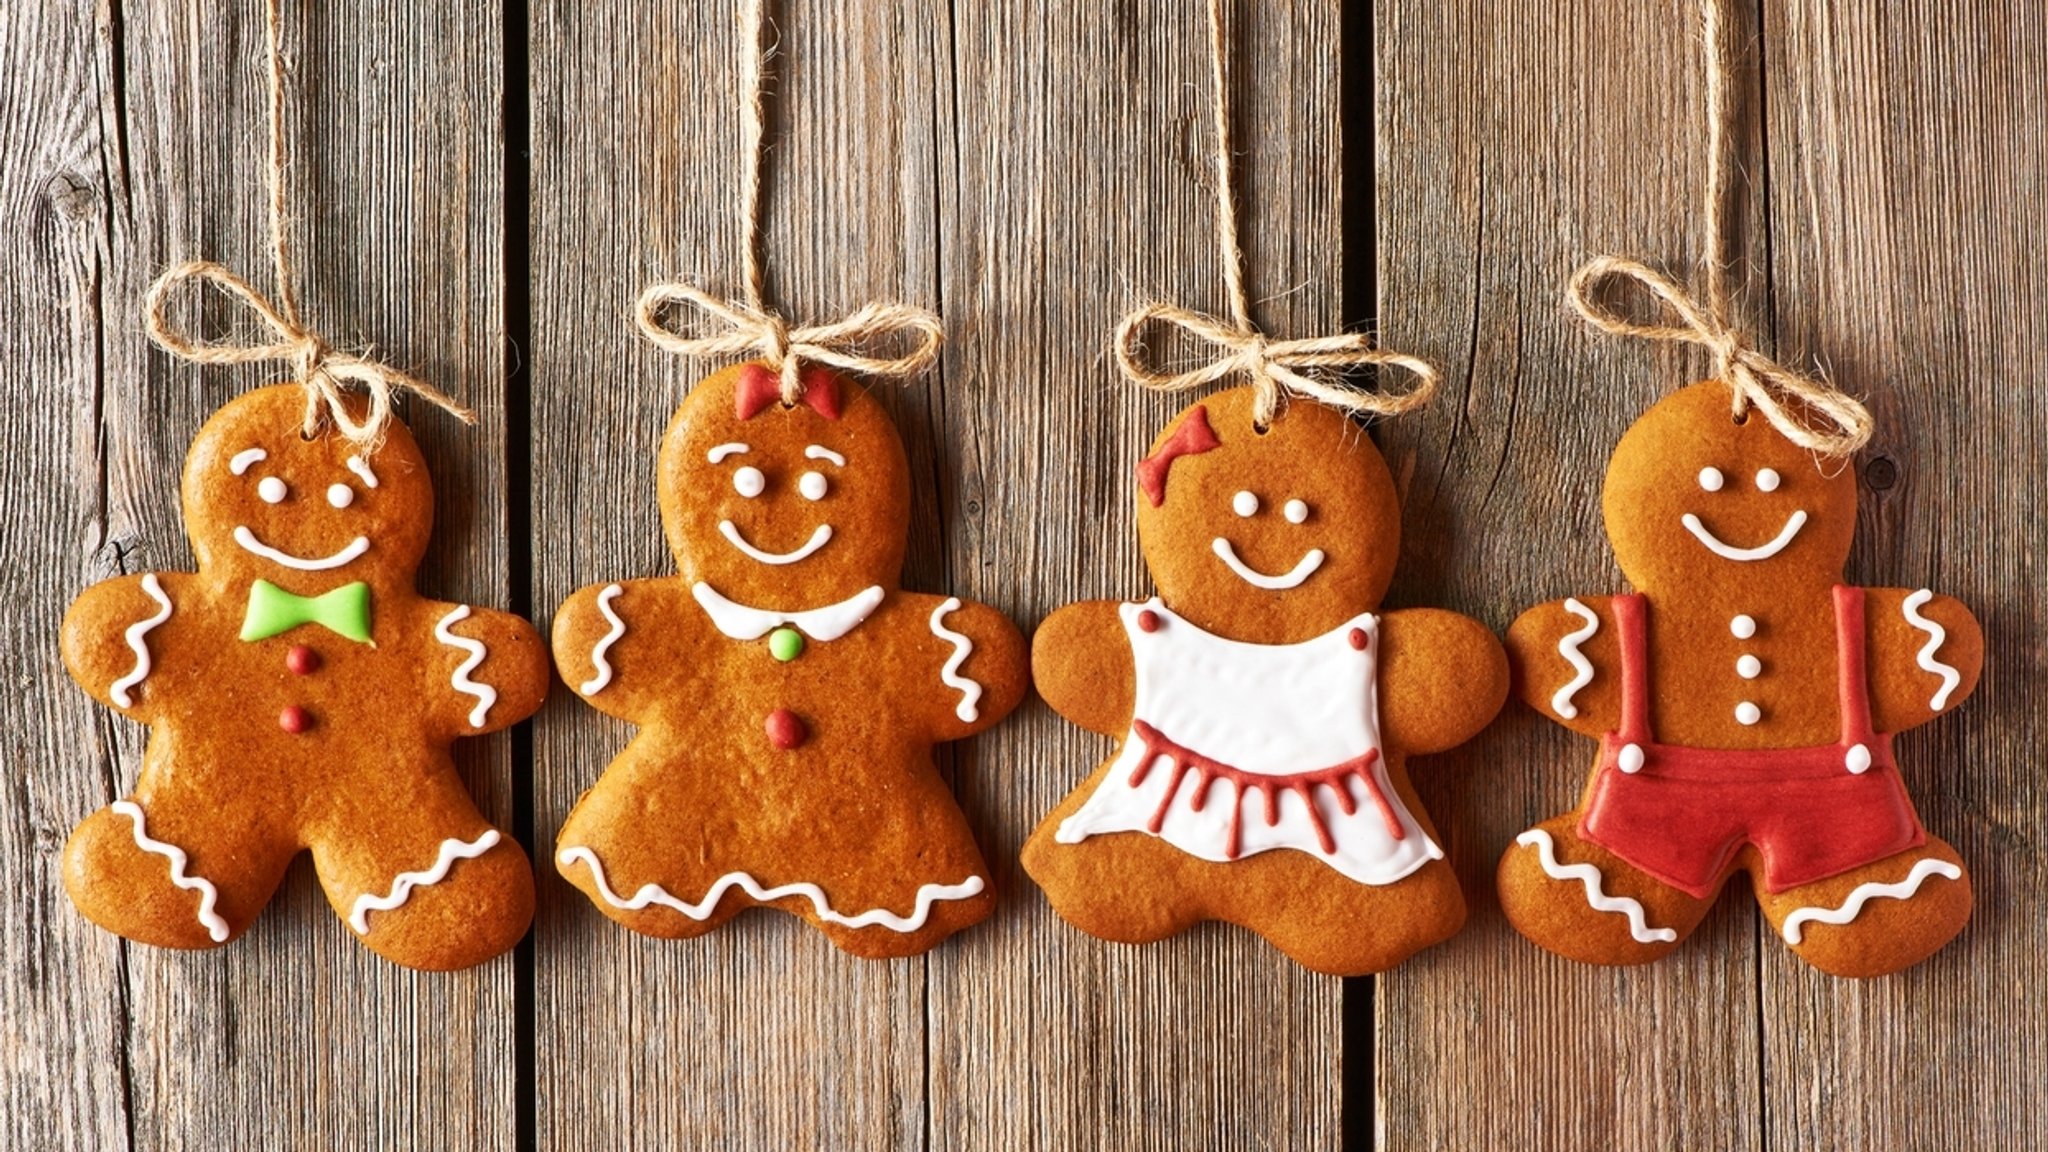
[60,385,548,971]
[1020,387,1507,975]
[551,361,1028,958]
[1500,380,1981,977]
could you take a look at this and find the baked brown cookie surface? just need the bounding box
[61,385,548,971]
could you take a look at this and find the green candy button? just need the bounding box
[768,627,804,662]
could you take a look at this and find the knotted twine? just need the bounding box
[634,0,942,399]
[1114,0,1437,430]
[141,0,472,449]
[1564,0,1872,458]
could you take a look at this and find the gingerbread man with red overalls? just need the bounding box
[1500,379,1981,977]
[61,385,548,971]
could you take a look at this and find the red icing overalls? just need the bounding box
[1577,586,1926,899]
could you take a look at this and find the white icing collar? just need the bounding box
[691,582,885,642]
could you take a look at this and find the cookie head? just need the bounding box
[659,362,910,603]
[1134,387,1401,640]
[1603,379,1857,593]
[182,385,434,583]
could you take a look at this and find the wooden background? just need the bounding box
[4,0,2042,1148]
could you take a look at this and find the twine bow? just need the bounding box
[634,282,943,402]
[143,260,474,448]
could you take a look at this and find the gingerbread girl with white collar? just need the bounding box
[1501,379,1981,977]
[551,362,1028,958]
[62,385,548,971]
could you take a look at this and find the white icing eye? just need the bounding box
[257,476,288,504]
[799,471,829,501]
[327,483,354,509]
[733,466,766,499]
[1232,491,1259,517]
[1698,467,1725,492]
[1283,499,1309,524]
[1756,468,1781,492]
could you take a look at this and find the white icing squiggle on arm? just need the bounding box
[581,584,626,695]
[1781,857,1962,944]
[558,846,983,933]
[928,597,982,723]
[434,605,497,728]
[348,830,501,933]
[110,574,174,709]
[1552,598,1599,719]
[1517,829,1677,944]
[112,800,229,942]
[1901,589,1962,710]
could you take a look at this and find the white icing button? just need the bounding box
[1283,499,1308,524]
[1731,614,1757,639]
[1736,654,1762,679]
[1698,466,1725,492]
[733,466,766,498]
[327,483,353,509]
[1232,490,1258,517]
[1846,744,1873,774]
[1756,467,1781,492]
[798,471,829,501]
[1618,743,1645,774]
[258,476,288,504]
[1735,701,1762,726]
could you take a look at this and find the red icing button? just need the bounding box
[1137,610,1162,633]
[279,706,312,734]
[1347,628,1368,651]
[286,645,320,675]
[765,709,807,750]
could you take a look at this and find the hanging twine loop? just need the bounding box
[636,0,942,399]
[139,0,471,449]
[1566,0,1872,458]
[1115,0,1437,429]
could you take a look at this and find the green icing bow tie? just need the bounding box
[241,580,374,644]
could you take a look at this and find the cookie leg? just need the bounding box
[1021,818,1205,947]
[1496,813,1712,965]
[1226,855,1466,976]
[1757,837,1971,978]
[63,792,295,950]
[309,767,533,971]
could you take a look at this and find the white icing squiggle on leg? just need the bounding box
[1551,597,1599,719]
[928,597,982,722]
[434,605,497,728]
[1516,828,1677,944]
[348,830,502,934]
[558,846,984,934]
[1780,857,1963,945]
[580,584,626,695]
[109,575,174,709]
[1901,589,1962,710]
[111,800,229,943]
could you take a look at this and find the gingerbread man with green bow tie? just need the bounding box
[59,385,550,971]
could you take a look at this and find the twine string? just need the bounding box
[1115,0,1438,429]
[1565,0,1871,457]
[635,0,943,399]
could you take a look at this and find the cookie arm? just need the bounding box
[1029,600,1133,739]
[1376,608,1508,755]
[1862,587,1983,734]
[551,578,671,722]
[60,572,182,720]
[918,595,1031,742]
[425,603,551,735]
[1503,595,1623,738]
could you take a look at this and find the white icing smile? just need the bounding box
[1679,510,1809,562]
[232,526,370,571]
[1210,537,1325,590]
[718,520,832,566]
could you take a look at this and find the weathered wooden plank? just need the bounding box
[925,2,1343,1148]
[15,2,519,1148]
[1758,3,2048,1148]
[527,2,936,1147]
[1372,2,1768,1148]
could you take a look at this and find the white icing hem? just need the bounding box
[1901,589,1962,711]
[1516,828,1677,944]
[433,605,497,728]
[348,829,502,934]
[558,846,984,934]
[112,800,229,942]
[928,597,981,722]
[1210,537,1324,590]
[1679,510,1809,562]
[1779,857,1963,945]
[232,526,370,571]
[580,584,626,694]
[109,574,173,709]
[1551,597,1599,719]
